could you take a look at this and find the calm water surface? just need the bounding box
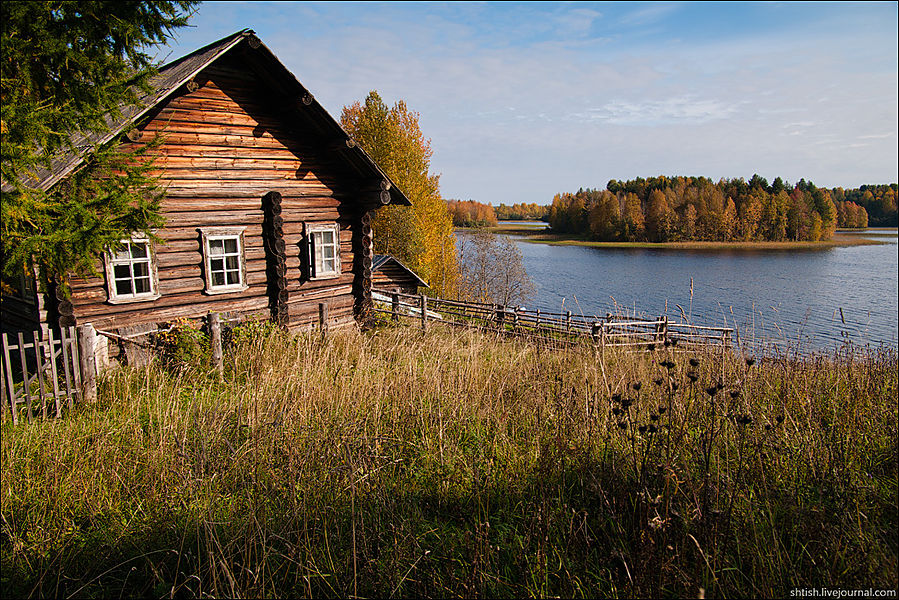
[460,227,898,351]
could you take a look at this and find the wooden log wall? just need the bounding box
[65,54,368,334]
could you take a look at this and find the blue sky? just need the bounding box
[159,2,899,205]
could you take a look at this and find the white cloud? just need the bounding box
[576,97,738,126]
[164,3,899,202]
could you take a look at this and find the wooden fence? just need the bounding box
[0,313,230,426]
[1,325,94,425]
[371,289,733,349]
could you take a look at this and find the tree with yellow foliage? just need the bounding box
[341,92,458,296]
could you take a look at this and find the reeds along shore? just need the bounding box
[1,323,897,598]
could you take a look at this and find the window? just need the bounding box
[105,239,160,303]
[305,222,341,280]
[200,227,248,294]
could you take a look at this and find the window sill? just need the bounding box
[309,273,341,281]
[203,284,249,296]
[106,293,161,305]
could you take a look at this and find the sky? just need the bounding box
[158,1,899,206]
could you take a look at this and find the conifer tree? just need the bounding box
[1,0,198,291]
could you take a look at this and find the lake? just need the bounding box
[458,226,899,351]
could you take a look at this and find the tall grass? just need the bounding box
[2,323,896,598]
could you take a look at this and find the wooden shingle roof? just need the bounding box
[372,254,429,288]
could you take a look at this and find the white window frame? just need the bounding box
[305,222,341,280]
[104,238,160,304]
[200,227,249,295]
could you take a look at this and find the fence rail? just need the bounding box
[372,288,733,349]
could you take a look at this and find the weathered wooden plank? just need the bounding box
[160,197,341,213]
[151,144,309,160]
[17,332,33,422]
[1,334,18,424]
[59,327,77,410]
[290,296,354,316]
[162,182,339,198]
[32,331,48,420]
[152,106,270,127]
[287,284,355,302]
[76,293,271,324]
[154,168,319,181]
[149,131,296,149]
[160,210,264,228]
[149,105,316,136]
[46,329,62,418]
[141,119,299,138]
[153,155,311,170]
[165,94,272,113]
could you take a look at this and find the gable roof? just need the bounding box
[372,254,429,288]
[4,29,410,206]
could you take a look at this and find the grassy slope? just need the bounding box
[2,324,897,598]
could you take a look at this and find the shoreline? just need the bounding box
[467,224,895,250]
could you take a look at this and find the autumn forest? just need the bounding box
[448,177,897,243]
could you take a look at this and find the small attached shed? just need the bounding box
[1,30,411,345]
[371,255,429,295]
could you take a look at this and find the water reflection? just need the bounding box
[456,229,898,351]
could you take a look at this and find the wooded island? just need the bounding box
[449,177,898,243]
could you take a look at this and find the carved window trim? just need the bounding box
[304,222,341,280]
[104,238,161,304]
[199,226,249,295]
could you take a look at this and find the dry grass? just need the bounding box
[1,322,896,598]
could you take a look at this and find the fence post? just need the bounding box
[391,293,399,321]
[209,312,223,378]
[535,309,540,330]
[420,294,428,332]
[566,311,572,333]
[77,323,97,402]
[721,330,729,383]
[663,316,669,346]
[319,302,329,339]
[600,322,607,363]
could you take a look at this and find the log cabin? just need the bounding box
[1,29,411,351]
[371,254,429,295]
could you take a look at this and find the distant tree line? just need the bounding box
[494,202,548,221]
[832,184,897,227]
[447,200,497,227]
[548,176,897,243]
[448,200,552,227]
